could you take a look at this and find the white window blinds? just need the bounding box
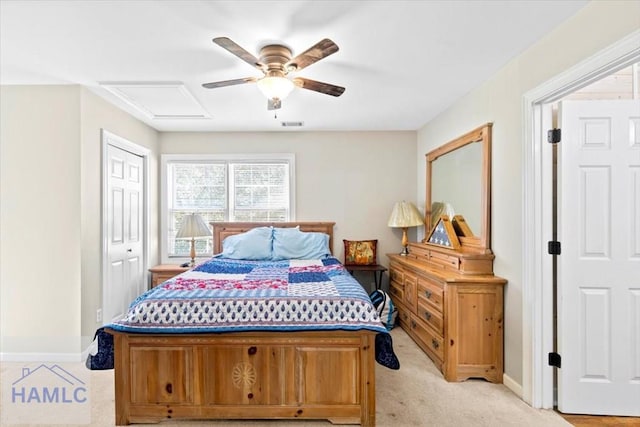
[162,154,294,259]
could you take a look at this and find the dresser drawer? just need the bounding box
[417,300,443,334]
[409,244,460,270]
[417,277,444,311]
[395,300,411,329]
[389,263,403,284]
[389,279,404,301]
[410,315,444,361]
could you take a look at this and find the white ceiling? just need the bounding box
[0,0,589,132]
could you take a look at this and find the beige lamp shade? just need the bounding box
[388,201,423,256]
[176,213,211,239]
[176,213,211,266]
[387,201,424,228]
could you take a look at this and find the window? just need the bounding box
[161,154,295,261]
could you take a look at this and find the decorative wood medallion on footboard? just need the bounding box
[109,330,376,425]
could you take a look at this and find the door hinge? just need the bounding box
[548,352,561,368]
[547,128,561,144]
[548,240,561,255]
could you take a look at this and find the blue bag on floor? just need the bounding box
[85,327,114,370]
[369,289,397,330]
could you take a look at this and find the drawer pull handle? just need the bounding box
[248,346,257,355]
[165,383,173,394]
[424,311,431,320]
[431,339,439,350]
[411,320,417,329]
[425,290,432,299]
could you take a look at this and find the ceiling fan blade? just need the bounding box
[293,77,345,97]
[267,98,282,110]
[212,37,263,70]
[286,39,339,71]
[202,77,257,89]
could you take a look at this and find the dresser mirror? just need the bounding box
[423,123,492,252]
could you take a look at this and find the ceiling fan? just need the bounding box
[202,37,345,110]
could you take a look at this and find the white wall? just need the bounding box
[416,0,640,387]
[160,131,418,284]
[1,86,82,354]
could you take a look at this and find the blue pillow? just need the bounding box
[221,226,273,260]
[272,227,331,260]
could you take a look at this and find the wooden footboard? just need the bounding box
[107,329,376,426]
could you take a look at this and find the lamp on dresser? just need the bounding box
[387,201,424,256]
[176,213,211,266]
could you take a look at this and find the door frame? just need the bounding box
[101,129,150,325]
[522,30,640,409]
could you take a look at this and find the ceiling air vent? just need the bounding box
[281,121,304,127]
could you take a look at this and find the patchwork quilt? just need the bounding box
[109,256,388,335]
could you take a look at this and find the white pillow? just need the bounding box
[272,227,331,260]
[221,226,273,260]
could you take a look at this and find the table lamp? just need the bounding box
[176,213,211,266]
[387,201,424,256]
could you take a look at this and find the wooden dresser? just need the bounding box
[387,242,506,383]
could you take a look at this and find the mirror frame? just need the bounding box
[423,122,493,252]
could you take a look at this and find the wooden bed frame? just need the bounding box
[107,222,376,426]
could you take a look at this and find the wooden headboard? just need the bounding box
[211,222,336,255]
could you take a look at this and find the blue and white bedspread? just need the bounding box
[109,256,388,335]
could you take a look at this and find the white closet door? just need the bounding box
[105,144,144,323]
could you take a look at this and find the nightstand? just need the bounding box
[345,264,388,290]
[149,264,190,287]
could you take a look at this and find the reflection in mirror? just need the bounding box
[430,141,482,234]
[424,123,492,252]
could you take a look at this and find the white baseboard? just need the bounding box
[503,373,523,399]
[0,352,83,363]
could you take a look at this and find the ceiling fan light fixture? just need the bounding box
[256,76,294,101]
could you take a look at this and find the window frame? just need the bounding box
[160,153,296,264]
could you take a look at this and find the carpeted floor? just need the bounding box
[1,328,569,426]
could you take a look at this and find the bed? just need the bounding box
[106,222,393,426]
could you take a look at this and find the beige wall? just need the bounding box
[160,131,418,278]
[1,86,82,354]
[0,85,159,356]
[416,0,640,387]
[79,87,159,343]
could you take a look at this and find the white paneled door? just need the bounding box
[104,144,144,323]
[558,100,640,416]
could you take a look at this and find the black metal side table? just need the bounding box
[345,264,388,290]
